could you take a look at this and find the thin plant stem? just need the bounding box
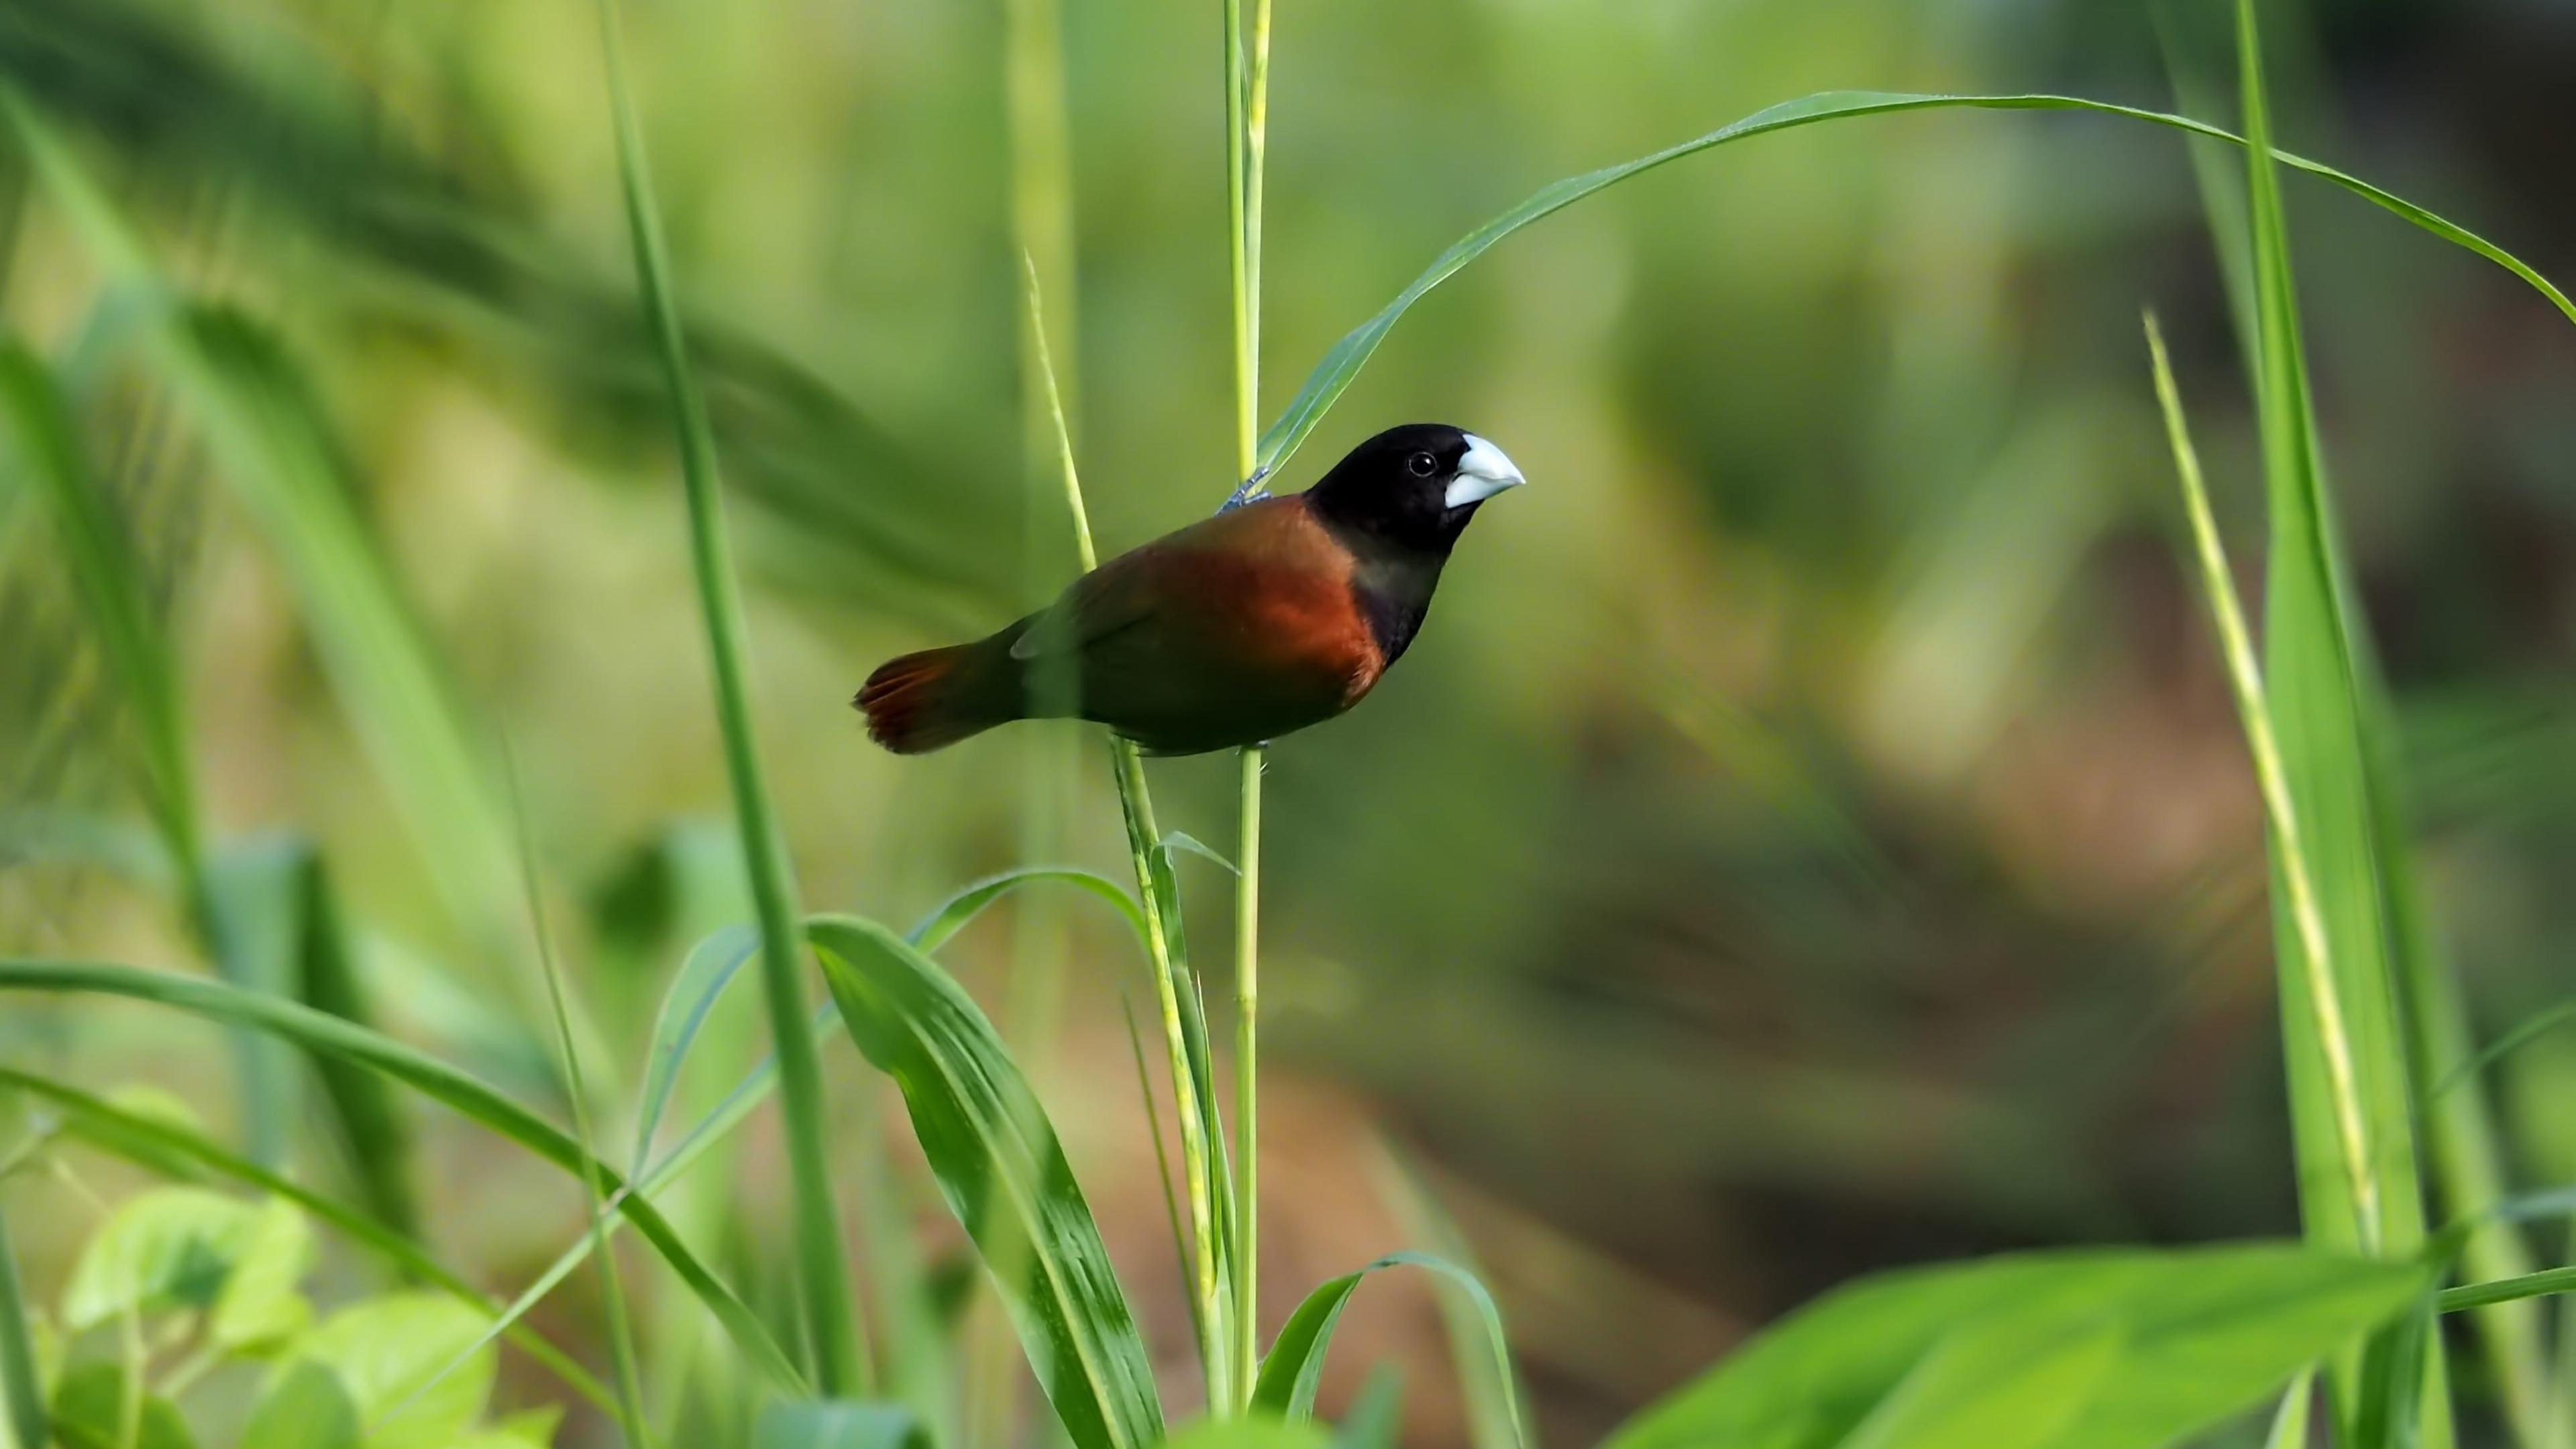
[1225,0,1274,1413]
[1231,743,1263,1407]
[588,0,864,1395]
[1028,258,1234,1410]
[2146,312,2380,1255]
[0,1204,46,1449]
[507,746,651,1448]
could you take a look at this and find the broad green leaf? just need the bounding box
[0,959,806,1395]
[60,1186,260,1330]
[288,1293,491,1449]
[0,1204,46,1449]
[1837,1313,2118,1449]
[50,1363,195,1449]
[1254,91,2573,483]
[210,1197,313,1352]
[629,922,758,1171]
[241,1361,360,1449]
[751,1399,927,1449]
[1605,1244,2423,1449]
[0,1066,612,1415]
[808,914,1163,1449]
[1252,1252,1509,1423]
[906,869,1150,957]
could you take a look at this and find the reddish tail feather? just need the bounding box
[853,640,1024,753]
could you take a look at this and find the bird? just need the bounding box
[855,423,1526,755]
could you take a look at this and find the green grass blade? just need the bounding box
[281,847,421,1241]
[0,1202,45,1449]
[2438,1269,2576,1314]
[1605,1246,2424,1449]
[631,924,758,1173]
[1376,1159,1525,1449]
[1255,90,2572,482]
[0,1066,615,1415]
[0,338,191,859]
[1250,1252,1507,1423]
[2231,7,2444,1436]
[0,958,808,1395]
[586,0,859,1394]
[2262,1373,2313,1449]
[808,914,1163,1449]
[906,869,1150,958]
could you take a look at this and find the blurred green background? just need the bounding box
[3,0,2572,1442]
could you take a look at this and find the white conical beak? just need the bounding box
[1445,434,1526,509]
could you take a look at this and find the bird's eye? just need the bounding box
[1405,451,1439,478]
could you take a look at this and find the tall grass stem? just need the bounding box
[588,0,864,1394]
[1224,0,1274,1413]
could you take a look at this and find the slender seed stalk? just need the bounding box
[589,0,864,1395]
[1224,0,1275,1413]
[1028,260,1234,1409]
[2146,313,2380,1255]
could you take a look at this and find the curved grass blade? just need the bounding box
[0,1066,614,1415]
[807,914,1162,1449]
[0,1202,45,1449]
[280,846,420,1241]
[906,868,1149,957]
[0,959,808,1395]
[1256,90,2573,481]
[1251,1252,1512,1426]
[630,923,758,1171]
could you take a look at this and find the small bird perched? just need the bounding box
[856,423,1525,755]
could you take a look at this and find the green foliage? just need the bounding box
[0,959,806,1394]
[808,914,1162,1449]
[51,1363,196,1449]
[286,1294,494,1449]
[58,1187,306,1340]
[1157,1420,1326,1449]
[1605,1246,2424,1449]
[0,1068,612,1412]
[241,1362,359,1449]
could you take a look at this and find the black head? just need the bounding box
[1303,423,1526,553]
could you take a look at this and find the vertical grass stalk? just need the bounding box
[1224,0,1274,1414]
[589,0,864,1395]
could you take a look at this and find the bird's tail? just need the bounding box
[854,636,1025,754]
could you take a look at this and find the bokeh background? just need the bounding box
[3,0,2573,1443]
